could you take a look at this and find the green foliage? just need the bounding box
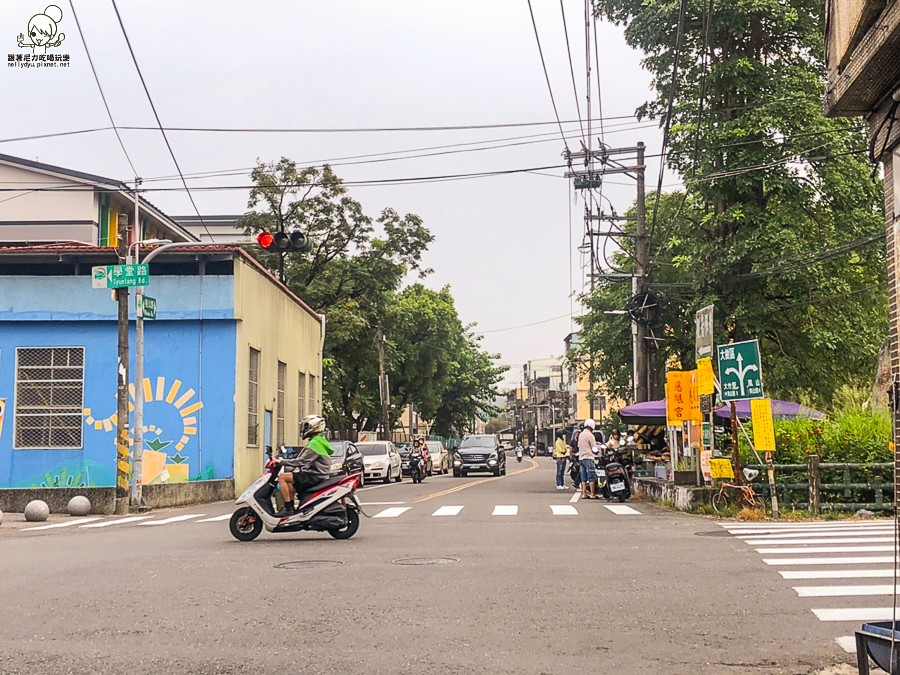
[484,418,507,435]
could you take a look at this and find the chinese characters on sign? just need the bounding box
[695,305,714,360]
[666,370,701,424]
[750,398,776,453]
[716,340,764,402]
[92,264,150,289]
[697,357,715,396]
[7,53,70,68]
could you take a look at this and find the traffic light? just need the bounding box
[256,230,312,253]
[520,404,526,409]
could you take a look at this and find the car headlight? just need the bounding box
[371,461,384,468]
[454,459,462,466]
[332,462,343,471]
[487,458,498,466]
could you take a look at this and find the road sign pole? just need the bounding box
[131,293,144,508]
[730,401,741,485]
[115,286,130,515]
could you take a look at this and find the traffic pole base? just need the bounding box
[114,498,129,515]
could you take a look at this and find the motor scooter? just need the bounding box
[600,446,633,502]
[515,447,523,463]
[230,456,363,542]
[409,452,426,483]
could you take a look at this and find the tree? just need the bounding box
[580,0,888,404]
[484,418,507,435]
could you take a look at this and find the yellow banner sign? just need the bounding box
[751,398,776,452]
[697,357,715,396]
[666,370,701,424]
[709,457,734,480]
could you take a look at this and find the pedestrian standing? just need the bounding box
[578,419,599,499]
[554,430,569,489]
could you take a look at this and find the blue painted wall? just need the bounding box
[0,274,237,488]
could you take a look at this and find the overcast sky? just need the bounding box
[1,0,666,389]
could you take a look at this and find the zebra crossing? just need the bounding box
[719,518,900,654]
[369,502,643,518]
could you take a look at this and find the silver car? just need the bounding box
[425,441,449,474]
[357,441,403,484]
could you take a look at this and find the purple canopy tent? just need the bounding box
[617,398,825,426]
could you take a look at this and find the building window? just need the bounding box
[276,361,286,447]
[14,347,84,449]
[298,371,307,433]
[248,347,260,446]
[309,374,317,415]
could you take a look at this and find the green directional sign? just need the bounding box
[137,294,157,320]
[717,339,764,402]
[91,264,149,289]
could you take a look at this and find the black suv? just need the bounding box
[453,434,506,477]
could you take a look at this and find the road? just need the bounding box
[0,456,872,674]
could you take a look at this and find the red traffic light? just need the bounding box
[257,232,274,249]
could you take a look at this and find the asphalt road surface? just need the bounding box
[0,457,875,674]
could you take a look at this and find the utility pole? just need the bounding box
[377,324,390,441]
[130,178,144,509]
[114,219,130,515]
[634,142,649,403]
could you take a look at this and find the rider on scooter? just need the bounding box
[273,415,333,517]
[411,437,427,478]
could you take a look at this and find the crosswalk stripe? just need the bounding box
[722,521,889,528]
[756,545,895,554]
[550,505,578,516]
[195,514,232,522]
[780,569,898,580]
[724,523,890,532]
[492,505,517,516]
[835,636,857,653]
[569,493,580,504]
[764,556,899,566]
[812,607,900,622]
[24,517,102,531]
[740,529,893,540]
[794,585,895,597]
[81,516,153,528]
[372,507,410,519]
[744,537,895,546]
[140,514,205,525]
[603,504,641,515]
[726,526,892,535]
[432,505,464,517]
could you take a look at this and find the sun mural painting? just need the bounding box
[83,376,204,484]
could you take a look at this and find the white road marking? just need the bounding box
[432,505,464,517]
[359,501,406,505]
[372,507,411,518]
[780,569,897,580]
[794,585,895,597]
[756,545,895,554]
[764,556,899,566]
[24,517,102,531]
[569,493,580,504]
[812,607,900,622]
[550,505,578,516]
[744,537,895,546]
[140,514,205,525]
[740,529,893,539]
[492,505,518,516]
[722,520,890,528]
[724,523,890,533]
[835,636,857,653]
[602,504,641,515]
[195,514,232,522]
[80,516,153,528]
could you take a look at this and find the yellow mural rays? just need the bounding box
[155,377,165,402]
[173,389,195,409]
[142,378,153,403]
[165,380,182,404]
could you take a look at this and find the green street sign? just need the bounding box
[137,295,157,320]
[717,339,764,402]
[702,422,712,446]
[91,264,149,289]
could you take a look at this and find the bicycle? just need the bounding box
[712,480,764,512]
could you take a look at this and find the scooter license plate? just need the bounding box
[596,469,606,477]
[610,481,625,492]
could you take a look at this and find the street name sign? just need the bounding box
[137,295,157,320]
[92,264,149,289]
[717,339,764,402]
[695,305,714,361]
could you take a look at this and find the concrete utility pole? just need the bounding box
[114,220,130,515]
[377,324,390,441]
[634,142,649,403]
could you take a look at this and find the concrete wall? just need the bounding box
[232,258,323,493]
[635,477,715,510]
[142,479,234,509]
[0,486,116,515]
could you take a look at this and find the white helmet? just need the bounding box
[583,418,596,429]
[299,414,326,439]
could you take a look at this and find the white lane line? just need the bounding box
[372,507,411,519]
[550,505,578,516]
[140,514,205,526]
[835,636,857,653]
[81,516,153,528]
[359,501,406,505]
[432,505,464,517]
[569,493,581,504]
[764,556,899,566]
[602,504,641,515]
[745,537,895,546]
[24,517,102,531]
[794,585,895,597]
[780,569,897,580]
[756,545,896,554]
[812,607,900,622]
[195,514,232,522]
[492,505,518,516]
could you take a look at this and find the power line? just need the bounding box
[527,0,570,151]
[67,1,136,177]
[110,0,209,239]
[558,0,586,143]
[474,313,572,334]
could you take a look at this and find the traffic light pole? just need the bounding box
[114,226,130,515]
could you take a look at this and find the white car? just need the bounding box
[425,441,449,475]
[357,441,402,484]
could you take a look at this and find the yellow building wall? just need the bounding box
[232,257,324,493]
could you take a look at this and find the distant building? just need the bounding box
[174,215,248,244]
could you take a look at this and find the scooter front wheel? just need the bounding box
[328,508,360,540]
[229,507,263,542]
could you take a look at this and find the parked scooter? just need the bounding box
[600,445,633,502]
[230,454,363,541]
[409,452,426,483]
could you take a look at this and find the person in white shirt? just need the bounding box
[577,418,599,499]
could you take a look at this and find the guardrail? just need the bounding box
[745,458,894,513]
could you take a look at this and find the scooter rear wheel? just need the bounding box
[229,507,263,542]
[328,508,360,540]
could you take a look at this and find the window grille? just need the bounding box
[277,361,286,446]
[309,374,317,415]
[298,372,306,435]
[248,347,260,446]
[14,347,84,449]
